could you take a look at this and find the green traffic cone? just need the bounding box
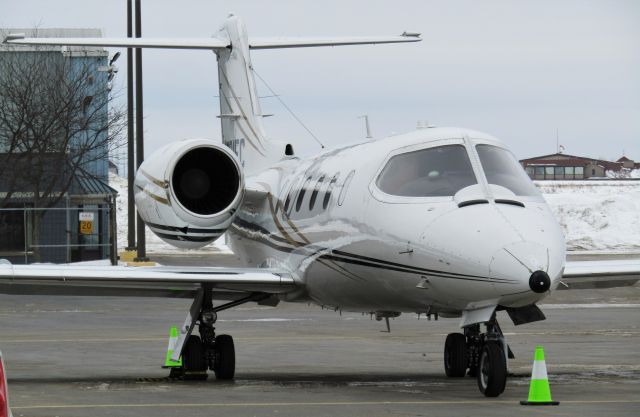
[162,326,182,368]
[520,345,559,405]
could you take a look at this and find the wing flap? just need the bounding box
[561,260,640,289]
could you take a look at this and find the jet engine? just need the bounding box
[134,139,244,249]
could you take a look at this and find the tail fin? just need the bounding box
[5,15,420,174]
[214,14,420,174]
[215,15,275,174]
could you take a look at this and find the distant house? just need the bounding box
[520,153,638,180]
[616,156,639,170]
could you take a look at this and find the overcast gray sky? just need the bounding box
[3,0,639,164]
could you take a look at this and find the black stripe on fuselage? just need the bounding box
[230,217,518,285]
[145,221,225,235]
[155,232,219,243]
[321,254,516,284]
[330,249,516,283]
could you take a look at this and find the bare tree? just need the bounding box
[0,36,125,260]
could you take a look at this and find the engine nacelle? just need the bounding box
[134,139,244,249]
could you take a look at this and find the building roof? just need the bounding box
[71,167,117,196]
[520,152,622,171]
[0,153,116,198]
[617,156,633,163]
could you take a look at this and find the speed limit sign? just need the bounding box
[79,212,94,235]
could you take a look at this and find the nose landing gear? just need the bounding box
[444,315,510,397]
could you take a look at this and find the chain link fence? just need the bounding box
[0,205,117,265]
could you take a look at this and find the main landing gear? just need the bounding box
[444,315,512,397]
[171,287,268,380]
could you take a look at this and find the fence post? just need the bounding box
[23,208,28,264]
[66,195,71,263]
[109,195,118,265]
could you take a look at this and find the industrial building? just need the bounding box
[520,153,639,180]
[0,28,117,264]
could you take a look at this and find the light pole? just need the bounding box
[133,0,149,262]
[125,0,136,252]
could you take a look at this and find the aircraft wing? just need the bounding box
[561,260,640,289]
[0,261,297,299]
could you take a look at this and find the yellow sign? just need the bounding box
[79,212,94,235]
[80,220,93,235]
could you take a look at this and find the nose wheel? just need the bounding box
[443,316,509,397]
[477,342,507,397]
[444,333,468,377]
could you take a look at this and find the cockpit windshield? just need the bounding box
[476,144,540,197]
[376,145,477,197]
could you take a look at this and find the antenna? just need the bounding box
[556,128,559,154]
[358,115,373,139]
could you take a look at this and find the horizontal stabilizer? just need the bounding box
[3,36,230,50]
[248,34,421,49]
[4,34,421,51]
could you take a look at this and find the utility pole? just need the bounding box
[125,0,136,251]
[134,0,149,262]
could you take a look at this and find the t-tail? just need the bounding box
[4,13,421,174]
[215,15,275,174]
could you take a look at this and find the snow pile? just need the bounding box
[537,181,640,251]
[606,169,640,179]
[108,173,231,254]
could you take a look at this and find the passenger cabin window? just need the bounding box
[296,177,312,212]
[309,176,324,210]
[284,193,292,213]
[475,145,540,197]
[376,145,477,197]
[323,174,339,209]
[338,170,355,206]
[285,176,304,216]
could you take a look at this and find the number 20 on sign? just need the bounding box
[79,212,94,235]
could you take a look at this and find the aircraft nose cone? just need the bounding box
[529,270,551,293]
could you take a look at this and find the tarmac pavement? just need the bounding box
[0,252,638,417]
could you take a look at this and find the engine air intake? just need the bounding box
[172,147,240,215]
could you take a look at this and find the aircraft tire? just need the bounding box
[476,342,507,397]
[214,334,235,380]
[444,333,468,377]
[182,335,208,380]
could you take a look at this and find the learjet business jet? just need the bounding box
[3,14,639,397]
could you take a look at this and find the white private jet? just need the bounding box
[2,14,639,397]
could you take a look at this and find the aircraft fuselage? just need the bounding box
[228,127,566,317]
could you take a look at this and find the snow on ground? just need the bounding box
[536,180,640,251]
[108,173,640,253]
[606,168,640,179]
[109,173,231,254]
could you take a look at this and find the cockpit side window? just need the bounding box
[475,145,540,197]
[376,145,477,197]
